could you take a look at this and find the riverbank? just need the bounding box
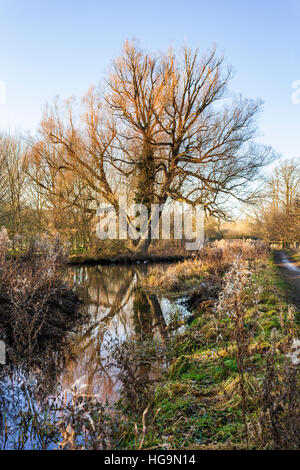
[0,237,82,367]
[68,252,191,266]
[67,239,191,265]
[116,243,300,450]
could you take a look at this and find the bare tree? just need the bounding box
[253,160,300,244]
[0,133,29,238]
[27,42,273,253]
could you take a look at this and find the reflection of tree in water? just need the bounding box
[0,263,173,447]
[132,287,168,341]
[0,333,76,449]
[62,265,169,402]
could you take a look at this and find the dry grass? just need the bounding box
[142,239,269,292]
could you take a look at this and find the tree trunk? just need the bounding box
[135,234,152,254]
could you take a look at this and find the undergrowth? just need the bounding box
[1,240,299,450]
[116,245,300,450]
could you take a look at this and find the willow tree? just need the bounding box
[28,42,272,253]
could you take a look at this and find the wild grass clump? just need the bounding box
[0,372,128,450]
[215,261,254,444]
[252,332,300,450]
[57,380,126,450]
[142,239,269,292]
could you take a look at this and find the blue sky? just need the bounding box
[0,0,299,161]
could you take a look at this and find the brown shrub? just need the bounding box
[0,230,81,364]
[143,239,269,292]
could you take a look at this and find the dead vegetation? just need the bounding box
[130,240,300,450]
[1,238,299,450]
[255,333,300,450]
[142,239,269,292]
[0,229,81,365]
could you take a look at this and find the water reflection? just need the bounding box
[0,263,187,448]
[61,264,180,402]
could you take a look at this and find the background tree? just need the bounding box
[0,133,30,241]
[253,160,300,244]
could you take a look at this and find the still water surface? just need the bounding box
[0,263,188,447]
[62,263,188,402]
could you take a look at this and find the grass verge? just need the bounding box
[117,251,299,450]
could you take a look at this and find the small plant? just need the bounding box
[215,260,253,446]
[108,334,166,413]
[259,335,300,449]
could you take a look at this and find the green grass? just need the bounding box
[119,255,298,450]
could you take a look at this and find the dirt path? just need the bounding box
[274,251,300,311]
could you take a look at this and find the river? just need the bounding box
[0,262,189,448]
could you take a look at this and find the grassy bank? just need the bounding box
[68,239,189,265]
[115,242,300,450]
[57,241,298,450]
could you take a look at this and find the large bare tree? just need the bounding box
[28,42,273,252]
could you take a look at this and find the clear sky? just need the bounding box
[0,0,299,162]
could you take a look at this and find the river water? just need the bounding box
[62,263,188,402]
[0,263,189,448]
